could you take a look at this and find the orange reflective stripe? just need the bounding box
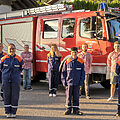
[118,61,120,66]
[15,55,22,62]
[3,52,7,56]
[65,58,72,64]
[1,55,9,62]
[77,58,84,64]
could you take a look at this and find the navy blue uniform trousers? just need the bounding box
[66,85,80,111]
[0,71,3,99]
[3,81,20,114]
[48,70,59,93]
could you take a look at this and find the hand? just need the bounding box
[65,86,68,89]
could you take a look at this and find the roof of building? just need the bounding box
[0,0,40,10]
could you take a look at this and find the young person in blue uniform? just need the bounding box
[61,47,85,115]
[115,60,120,117]
[0,43,24,118]
[47,44,62,97]
[0,43,7,101]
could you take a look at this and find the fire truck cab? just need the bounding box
[0,3,120,88]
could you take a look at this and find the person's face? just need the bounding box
[71,51,78,59]
[82,44,88,52]
[0,44,3,52]
[51,46,56,52]
[24,46,29,52]
[114,44,120,52]
[8,45,16,56]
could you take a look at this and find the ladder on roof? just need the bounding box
[0,4,73,20]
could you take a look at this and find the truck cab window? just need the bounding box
[80,17,91,38]
[107,17,120,43]
[96,18,103,39]
[80,17,103,39]
[62,18,75,38]
[43,20,58,39]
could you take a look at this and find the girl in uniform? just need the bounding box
[47,44,62,97]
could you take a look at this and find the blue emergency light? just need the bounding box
[98,2,108,11]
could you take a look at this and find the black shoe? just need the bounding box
[73,110,83,115]
[64,110,71,115]
[23,87,27,90]
[116,113,120,117]
[27,87,33,90]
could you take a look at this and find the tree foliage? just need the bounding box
[37,0,120,11]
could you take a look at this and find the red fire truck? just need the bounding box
[0,3,120,88]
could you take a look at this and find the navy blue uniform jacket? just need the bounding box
[61,57,85,86]
[47,53,61,71]
[0,54,24,83]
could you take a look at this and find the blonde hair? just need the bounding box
[48,44,62,57]
[114,41,119,45]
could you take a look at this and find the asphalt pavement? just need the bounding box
[0,81,119,120]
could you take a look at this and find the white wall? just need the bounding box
[0,5,12,14]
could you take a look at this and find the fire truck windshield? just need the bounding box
[107,18,120,42]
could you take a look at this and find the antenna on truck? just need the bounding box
[0,4,73,20]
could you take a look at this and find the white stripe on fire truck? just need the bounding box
[36,60,47,63]
[92,63,106,65]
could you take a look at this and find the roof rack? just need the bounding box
[0,4,73,20]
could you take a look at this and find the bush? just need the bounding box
[37,0,120,11]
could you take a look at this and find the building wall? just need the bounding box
[0,5,12,13]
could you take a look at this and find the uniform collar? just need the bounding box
[8,54,16,58]
[70,56,78,61]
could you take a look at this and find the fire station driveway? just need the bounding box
[0,81,119,120]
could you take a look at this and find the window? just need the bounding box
[62,18,75,38]
[107,18,120,42]
[80,17,103,39]
[96,18,103,39]
[43,20,58,39]
[80,17,91,38]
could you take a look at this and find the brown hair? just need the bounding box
[82,43,88,47]
[24,44,29,47]
[8,43,16,48]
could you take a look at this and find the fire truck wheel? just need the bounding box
[100,80,110,89]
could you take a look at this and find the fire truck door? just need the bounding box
[76,16,107,56]
[36,18,60,72]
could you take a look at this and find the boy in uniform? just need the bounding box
[61,47,85,115]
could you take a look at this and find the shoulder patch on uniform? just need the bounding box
[118,61,120,66]
[47,52,51,57]
[3,52,7,56]
[77,58,84,64]
[15,55,23,62]
[1,55,9,62]
[65,58,72,64]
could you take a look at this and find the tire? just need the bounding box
[100,80,110,89]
